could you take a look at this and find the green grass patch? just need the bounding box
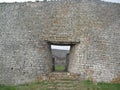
[83,80,120,90]
[0,84,17,90]
[0,80,120,90]
[55,65,65,71]
[97,82,120,90]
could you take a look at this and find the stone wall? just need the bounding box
[0,0,120,84]
[0,2,53,84]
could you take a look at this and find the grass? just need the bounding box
[55,65,65,71]
[83,80,120,90]
[0,84,16,90]
[97,82,120,90]
[0,80,120,90]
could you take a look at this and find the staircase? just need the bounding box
[37,72,85,90]
[47,79,81,90]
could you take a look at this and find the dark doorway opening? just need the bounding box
[51,45,70,72]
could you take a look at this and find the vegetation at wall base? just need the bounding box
[0,84,16,90]
[0,80,120,90]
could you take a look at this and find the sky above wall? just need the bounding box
[51,45,70,50]
[0,0,120,50]
[0,0,120,3]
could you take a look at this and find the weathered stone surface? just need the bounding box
[0,0,120,84]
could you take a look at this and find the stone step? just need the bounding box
[48,85,77,90]
[37,72,83,90]
[49,72,81,79]
[37,72,81,82]
[54,82,80,86]
[55,87,76,90]
[47,79,83,90]
[47,83,76,87]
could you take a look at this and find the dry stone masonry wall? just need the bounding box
[0,0,120,84]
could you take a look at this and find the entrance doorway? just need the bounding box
[51,45,70,72]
